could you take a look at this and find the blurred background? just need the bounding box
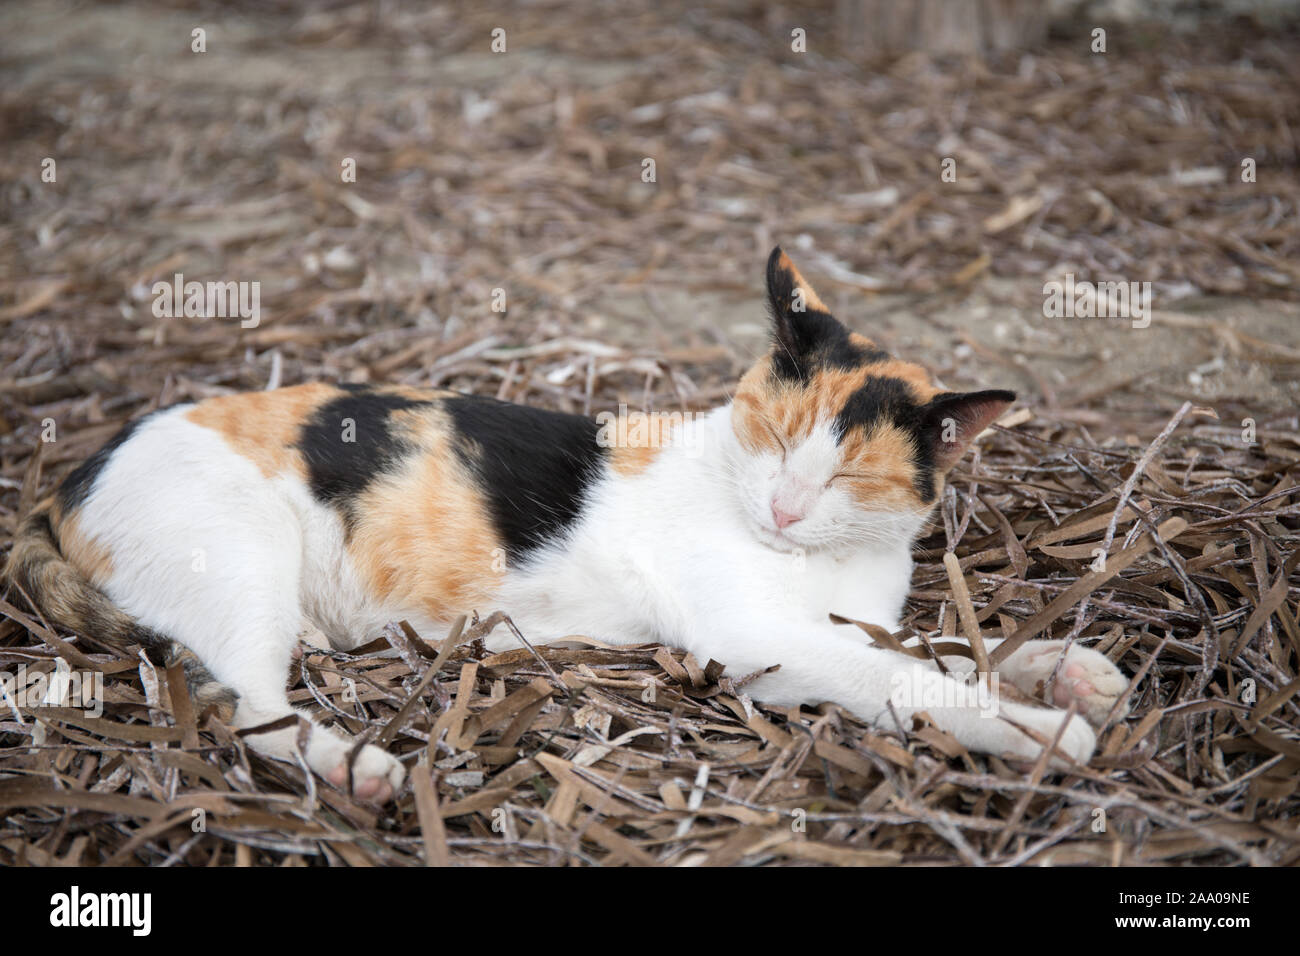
[1,0,1298,492]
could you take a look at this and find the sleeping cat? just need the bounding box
[6,248,1127,803]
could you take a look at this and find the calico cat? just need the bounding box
[6,249,1127,803]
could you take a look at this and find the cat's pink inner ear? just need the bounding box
[929,390,1016,471]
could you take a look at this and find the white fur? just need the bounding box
[80,401,1120,796]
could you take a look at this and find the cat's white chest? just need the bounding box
[795,547,911,631]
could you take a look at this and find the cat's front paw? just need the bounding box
[1004,706,1097,768]
[327,744,406,804]
[1007,641,1129,727]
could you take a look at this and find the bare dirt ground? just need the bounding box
[1,1,1298,866]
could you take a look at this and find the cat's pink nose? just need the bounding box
[771,502,803,529]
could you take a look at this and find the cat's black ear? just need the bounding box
[765,247,844,379]
[923,390,1016,471]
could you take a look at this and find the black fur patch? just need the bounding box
[443,393,606,563]
[834,378,940,501]
[764,247,888,382]
[297,385,432,527]
[57,414,153,512]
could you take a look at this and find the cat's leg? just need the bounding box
[164,563,405,802]
[113,521,402,801]
[936,637,1129,727]
[694,624,1096,765]
[203,556,405,802]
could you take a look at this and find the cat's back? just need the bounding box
[61,382,607,511]
[48,383,626,623]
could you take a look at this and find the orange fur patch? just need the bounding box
[834,423,925,509]
[185,383,339,479]
[346,405,502,618]
[56,512,114,588]
[605,411,685,477]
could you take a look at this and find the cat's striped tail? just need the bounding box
[4,502,238,718]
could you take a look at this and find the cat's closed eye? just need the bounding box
[759,418,788,457]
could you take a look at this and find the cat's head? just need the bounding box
[728,247,1014,554]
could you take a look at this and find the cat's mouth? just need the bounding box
[752,520,804,553]
[739,496,813,552]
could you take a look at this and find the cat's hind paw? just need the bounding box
[327,744,406,804]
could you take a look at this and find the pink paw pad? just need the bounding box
[1052,677,1096,706]
[326,763,394,804]
[1016,643,1128,727]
